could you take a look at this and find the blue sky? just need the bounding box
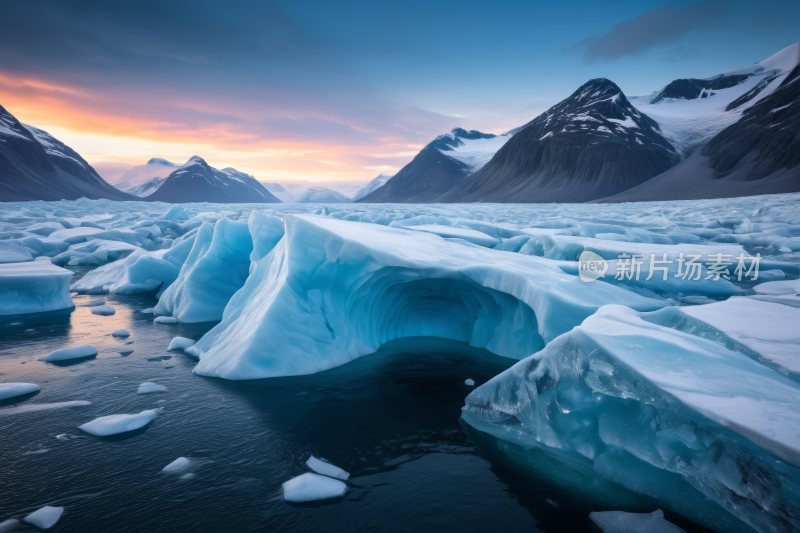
[0,0,797,181]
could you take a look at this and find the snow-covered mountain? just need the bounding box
[0,104,137,201]
[628,42,800,157]
[126,176,167,198]
[352,174,393,201]
[357,128,512,203]
[264,181,363,203]
[112,158,180,194]
[441,78,678,203]
[145,156,281,203]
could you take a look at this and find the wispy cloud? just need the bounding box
[565,1,728,63]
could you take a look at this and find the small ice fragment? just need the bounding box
[162,457,192,473]
[168,337,195,351]
[141,308,154,314]
[79,299,105,307]
[180,473,196,481]
[137,382,167,394]
[546,499,559,507]
[162,360,174,368]
[589,509,685,533]
[55,434,69,440]
[78,409,159,436]
[90,305,115,316]
[7,322,23,327]
[23,506,64,530]
[0,519,19,532]
[154,316,179,324]
[779,246,792,253]
[282,472,348,502]
[465,378,475,386]
[70,292,78,297]
[119,349,134,356]
[22,448,49,455]
[0,382,40,400]
[40,345,97,362]
[306,455,350,480]
[111,329,130,337]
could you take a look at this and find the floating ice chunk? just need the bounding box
[154,316,179,324]
[0,519,19,532]
[0,383,40,400]
[179,473,196,481]
[0,241,34,263]
[306,455,350,480]
[190,215,662,380]
[464,378,475,386]
[683,297,800,375]
[282,473,348,502]
[78,409,159,436]
[162,457,193,473]
[462,305,800,533]
[168,337,195,351]
[750,278,800,308]
[137,382,167,394]
[155,218,253,323]
[40,345,97,362]
[78,299,105,307]
[112,329,130,337]
[0,262,74,316]
[0,401,91,417]
[22,506,63,530]
[90,304,115,316]
[589,509,684,533]
[141,308,155,314]
[71,248,180,295]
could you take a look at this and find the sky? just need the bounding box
[0,0,797,183]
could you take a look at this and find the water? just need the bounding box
[1,294,721,532]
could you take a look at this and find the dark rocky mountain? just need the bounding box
[145,156,281,203]
[440,79,679,203]
[0,104,137,202]
[597,64,800,202]
[649,74,753,103]
[357,128,509,203]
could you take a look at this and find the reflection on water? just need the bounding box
[1,295,719,532]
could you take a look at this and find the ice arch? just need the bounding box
[188,215,663,380]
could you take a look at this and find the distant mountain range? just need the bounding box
[146,156,281,203]
[360,42,800,203]
[0,104,137,201]
[3,43,797,204]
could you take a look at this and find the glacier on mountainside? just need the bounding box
[461,305,800,533]
[186,214,664,379]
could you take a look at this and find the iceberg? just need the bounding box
[0,382,40,401]
[306,455,350,480]
[189,215,663,379]
[162,457,193,474]
[22,506,63,530]
[0,262,73,316]
[167,337,195,351]
[90,304,115,315]
[40,345,98,362]
[282,472,348,503]
[137,382,167,394]
[462,305,800,533]
[78,409,159,436]
[155,218,253,323]
[589,509,685,533]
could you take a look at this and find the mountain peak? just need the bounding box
[147,157,175,166]
[182,155,208,168]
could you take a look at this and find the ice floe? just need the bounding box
[154,316,179,324]
[111,329,130,337]
[40,345,97,362]
[22,506,63,530]
[78,409,159,436]
[0,519,19,532]
[137,382,167,394]
[167,337,195,351]
[282,472,348,503]
[0,383,40,401]
[90,304,115,315]
[306,455,350,481]
[162,457,193,474]
[0,262,73,316]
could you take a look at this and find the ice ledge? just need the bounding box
[188,214,663,380]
